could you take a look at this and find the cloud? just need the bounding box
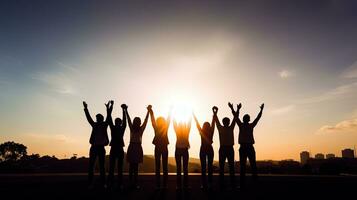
[31,62,79,95]
[278,70,294,79]
[317,118,357,134]
[271,105,296,115]
[298,82,357,104]
[26,133,75,143]
[341,61,357,78]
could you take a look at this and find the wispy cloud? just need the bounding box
[271,104,296,115]
[298,82,357,104]
[317,118,357,134]
[31,62,79,95]
[341,61,357,78]
[26,133,75,143]
[278,70,294,79]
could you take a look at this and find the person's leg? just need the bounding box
[134,163,139,187]
[227,146,235,188]
[108,148,115,187]
[88,146,96,186]
[98,146,106,187]
[154,146,161,188]
[207,146,214,187]
[175,148,182,188]
[162,146,169,187]
[218,147,225,188]
[199,147,207,188]
[118,148,124,187]
[129,163,133,182]
[248,145,258,181]
[239,145,248,188]
[183,148,189,188]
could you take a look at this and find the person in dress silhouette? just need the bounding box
[148,105,172,189]
[107,100,127,189]
[125,105,150,189]
[83,101,110,189]
[192,109,215,189]
[213,103,237,190]
[235,103,264,188]
[173,116,192,190]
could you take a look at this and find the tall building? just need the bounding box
[326,154,335,159]
[300,151,310,164]
[342,149,354,158]
[315,153,325,159]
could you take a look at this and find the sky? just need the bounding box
[1,0,357,161]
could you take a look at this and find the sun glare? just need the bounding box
[172,102,192,123]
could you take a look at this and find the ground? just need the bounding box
[0,174,356,199]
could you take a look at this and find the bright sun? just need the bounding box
[172,102,193,123]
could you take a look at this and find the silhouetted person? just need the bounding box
[213,103,237,190]
[148,106,172,189]
[236,103,264,188]
[173,117,192,189]
[83,101,109,189]
[107,101,127,189]
[125,105,150,189]
[193,110,215,189]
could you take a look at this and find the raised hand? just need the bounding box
[147,105,152,111]
[228,102,233,109]
[121,104,128,110]
[212,106,218,114]
[237,103,242,110]
[260,103,265,110]
[105,101,111,109]
[83,101,88,109]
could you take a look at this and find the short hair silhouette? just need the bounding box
[156,117,166,129]
[243,114,250,123]
[133,117,142,131]
[96,114,104,122]
[114,118,122,126]
[202,122,211,133]
[222,117,230,126]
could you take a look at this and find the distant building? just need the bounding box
[300,151,310,164]
[326,154,335,159]
[315,153,325,159]
[342,149,355,158]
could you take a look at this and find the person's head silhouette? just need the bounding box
[133,117,142,131]
[222,117,230,127]
[243,114,250,123]
[96,114,104,122]
[115,118,123,126]
[156,117,167,132]
[201,122,212,135]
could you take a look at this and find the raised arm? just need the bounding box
[173,119,179,133]
[125,107,133,130]
[140,106,150,131]
[236,103,243,126]
[83,101,94,126]
[252,103,264,127]
[210,113,216,133]
[228,102,237,128]
[186,117,192,133]
[192,112,202,133]
[166,106,173,128]
[148,105,156,130]
[121,104,127,129]
[106,100,114,128]
[212,106,223,130]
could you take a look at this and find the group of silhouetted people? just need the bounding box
[83,101,264,190]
